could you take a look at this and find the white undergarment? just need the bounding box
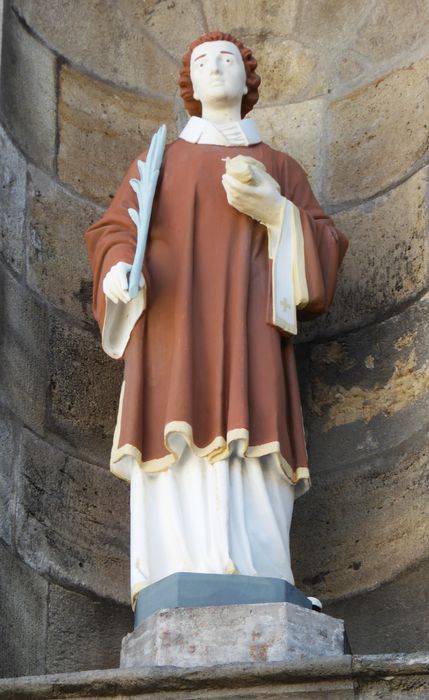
[129,438,295,604]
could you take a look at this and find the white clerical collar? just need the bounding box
[179,116,262,147]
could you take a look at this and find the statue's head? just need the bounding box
[179,32,261,118]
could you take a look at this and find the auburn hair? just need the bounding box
[179,32,261,118]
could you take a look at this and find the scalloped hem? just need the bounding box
[110,418,310,498]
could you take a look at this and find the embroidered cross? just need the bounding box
[280,297,291,312]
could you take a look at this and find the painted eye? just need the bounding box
[225,58,230,63]
[199,62,204,67]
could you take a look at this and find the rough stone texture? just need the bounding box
[0,5,56,171]
[26,165,101,324]
[0,541,48,678]
[122,603,345,669]
[336,49,368,85]
[1,654,429,698]
[244,36,327,104]
[298,166,429,340]
[0,264,48,434]
[293,1,369,57]
[326,558,429,655]
[121,0,207,62]
[58,65,176,205]
[253,99,325,195]
[2,0,429,681]
[353,654,429,698]
[307,293,429,463]
[292,432,429,606]
[47,316,122,465]
[12,0,181,95]
[14,428,130,604]
[203,0,299,37]
[0,408,19,546]
[46,583,133,674]
[326,54,429,204]
[0,126,27,275]
[354,0,429,63]
[291,296,429,604]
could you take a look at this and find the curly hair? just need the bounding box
[179,31,261,118]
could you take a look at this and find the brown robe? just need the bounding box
[85,139,348,488]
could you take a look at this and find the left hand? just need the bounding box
[222,156,285,228]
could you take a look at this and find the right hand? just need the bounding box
[103,261,145,304]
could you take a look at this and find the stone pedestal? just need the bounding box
[121,602,346,668]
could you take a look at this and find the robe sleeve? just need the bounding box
[84,154,147,359]
[285,155,348,321]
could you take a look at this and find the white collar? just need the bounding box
[179,116,262,147]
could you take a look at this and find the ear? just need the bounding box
[193,91,200,101]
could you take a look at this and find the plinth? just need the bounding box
[121,601,345,668]
[121,574,346,669]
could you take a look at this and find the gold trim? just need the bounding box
[111,418,310,489]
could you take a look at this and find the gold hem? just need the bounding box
[111,418,310,490]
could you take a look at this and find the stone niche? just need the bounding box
[1,0,429,678]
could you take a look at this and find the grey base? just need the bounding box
[122,601,345,668]
[134,572,311,626]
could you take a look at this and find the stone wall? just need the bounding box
[0,0,428,677]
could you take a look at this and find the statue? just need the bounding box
[85,32,348,609]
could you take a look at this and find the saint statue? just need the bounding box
[85,32,348,608]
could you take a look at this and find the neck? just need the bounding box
[201,102,242,124]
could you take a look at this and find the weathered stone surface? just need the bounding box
[203,0,299,37]
[0,409,19,546]
[243,37,327,104]
[12,0,179,95]
[336,50,367,84]
[0,541,48,678]
[326,559,429,654]
[253,98,325,195]
[15,428,129,604]
[292,296,429,603]
[46,583,132,673]
[0,5,56,170]
[293,1,369,55]
[298,166,429,341]
[27,166,102,323]
[121,0,206,62]
[2,654,429,698]
[307,293,429,459]
[354,0,429,63]
[0,264,48,434]
[58,65,175,204]
[47,316,122,464]
[292,433,429,604]
[326,54,429,204]
[122,603,345,668]
[0,126,27,275]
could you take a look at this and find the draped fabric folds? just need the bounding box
[85,139,348,491]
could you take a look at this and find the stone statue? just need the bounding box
[85,32,348,608]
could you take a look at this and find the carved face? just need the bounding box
[190,40,248,109]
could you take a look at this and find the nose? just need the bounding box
[208,56,221,74]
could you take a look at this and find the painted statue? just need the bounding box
[85,32,348,607]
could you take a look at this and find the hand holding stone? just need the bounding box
[222,155,285,229]
[103,261,145,305]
